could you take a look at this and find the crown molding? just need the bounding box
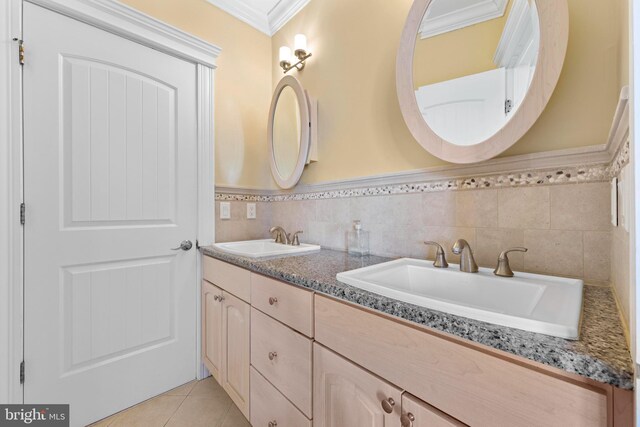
[268,0,311,35]
[420,0,508,39]
[206,0,270,35]
[206,0,310,36]
[29,0,222,67]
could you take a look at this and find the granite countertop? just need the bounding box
[202,246,634,389]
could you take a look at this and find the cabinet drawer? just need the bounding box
[402,393,466,427]
[250,367,311,427]
[314,295,608,427]
[251,308,313,417]
[251,273,313,337]
[203,256,250,303]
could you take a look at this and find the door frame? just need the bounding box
[0,0,220,404]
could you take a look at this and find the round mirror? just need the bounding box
[397,0,568,163]
[268,76,311,189]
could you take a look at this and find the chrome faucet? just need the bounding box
[452,239,478,273]
[494,247,528,277]
[269,226,290,245]
[423,241,448,268]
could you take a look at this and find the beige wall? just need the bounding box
[272,0,626,186]
[121,0,629,191]
[413,1,510,88]
[120,0,274,189]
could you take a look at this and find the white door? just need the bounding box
[415,67,506,146]
[23,3,198,426]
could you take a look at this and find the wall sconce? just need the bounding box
[279,34,312,74]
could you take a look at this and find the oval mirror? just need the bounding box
[268,76,311,189]
[397,0,568,163]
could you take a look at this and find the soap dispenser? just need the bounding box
[348,220,370,256]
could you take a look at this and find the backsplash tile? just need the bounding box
[550,183,611,231]
[214,142,631,284]
[498,187,550,229]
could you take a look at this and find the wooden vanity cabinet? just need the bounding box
[314,294,614,427]
[202,257,251,419]
[314,343,403,427]
[203,256,632,427]
[401,393,466,427]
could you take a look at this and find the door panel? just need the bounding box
[221,292,250,418]
[23,3,198,426]
[314,344,402,427]
[62,56,177,226]
[202,281,223,381]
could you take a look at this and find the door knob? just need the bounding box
[171,240,193,251]
[268,351,278,360]
[268,297,278,305]
[381,397,395,414]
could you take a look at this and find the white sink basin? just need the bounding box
[336,258,583,339]
[213,239,321,258]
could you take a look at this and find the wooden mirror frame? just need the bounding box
[396,0,569,164]
[268,75,311,189]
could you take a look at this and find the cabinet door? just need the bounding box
[221,291,250,418]
[202,281,223,381]
[314,343,402,427]
[401,393,466,427]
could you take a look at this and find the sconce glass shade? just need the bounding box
[279,46,292,66]
[294,34,307,57]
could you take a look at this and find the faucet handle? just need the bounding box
[269,226,286,244]
[424,241,449,268]
[291,231,304,246]
[494,247,528,277]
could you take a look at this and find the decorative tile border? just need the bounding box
[215,161,615,202]
[608,139,630,178]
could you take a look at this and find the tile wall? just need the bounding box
[216,181,611,284]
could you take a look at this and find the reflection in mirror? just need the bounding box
[272,86,301,180]
[413,0,540,146]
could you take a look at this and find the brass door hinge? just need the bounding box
[18,40,24,65]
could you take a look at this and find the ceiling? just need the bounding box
[206,0,311,36]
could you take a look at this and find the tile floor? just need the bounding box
[90,377,250,427]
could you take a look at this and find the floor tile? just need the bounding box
[165,394,232,427]
[220,404,250,427]
[188,377,228,399]
[108,395,186,427]
[164,380,197,396]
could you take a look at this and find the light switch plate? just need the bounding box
[220,202,231,220]
[247,203,256,219]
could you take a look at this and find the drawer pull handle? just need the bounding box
[269,297,278,305]
[268,421,278,427]
[218,295,225,302]
[268,351,278,361]
[381,397,395,414]
[401,412,415,427]
[213,295,220,301]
